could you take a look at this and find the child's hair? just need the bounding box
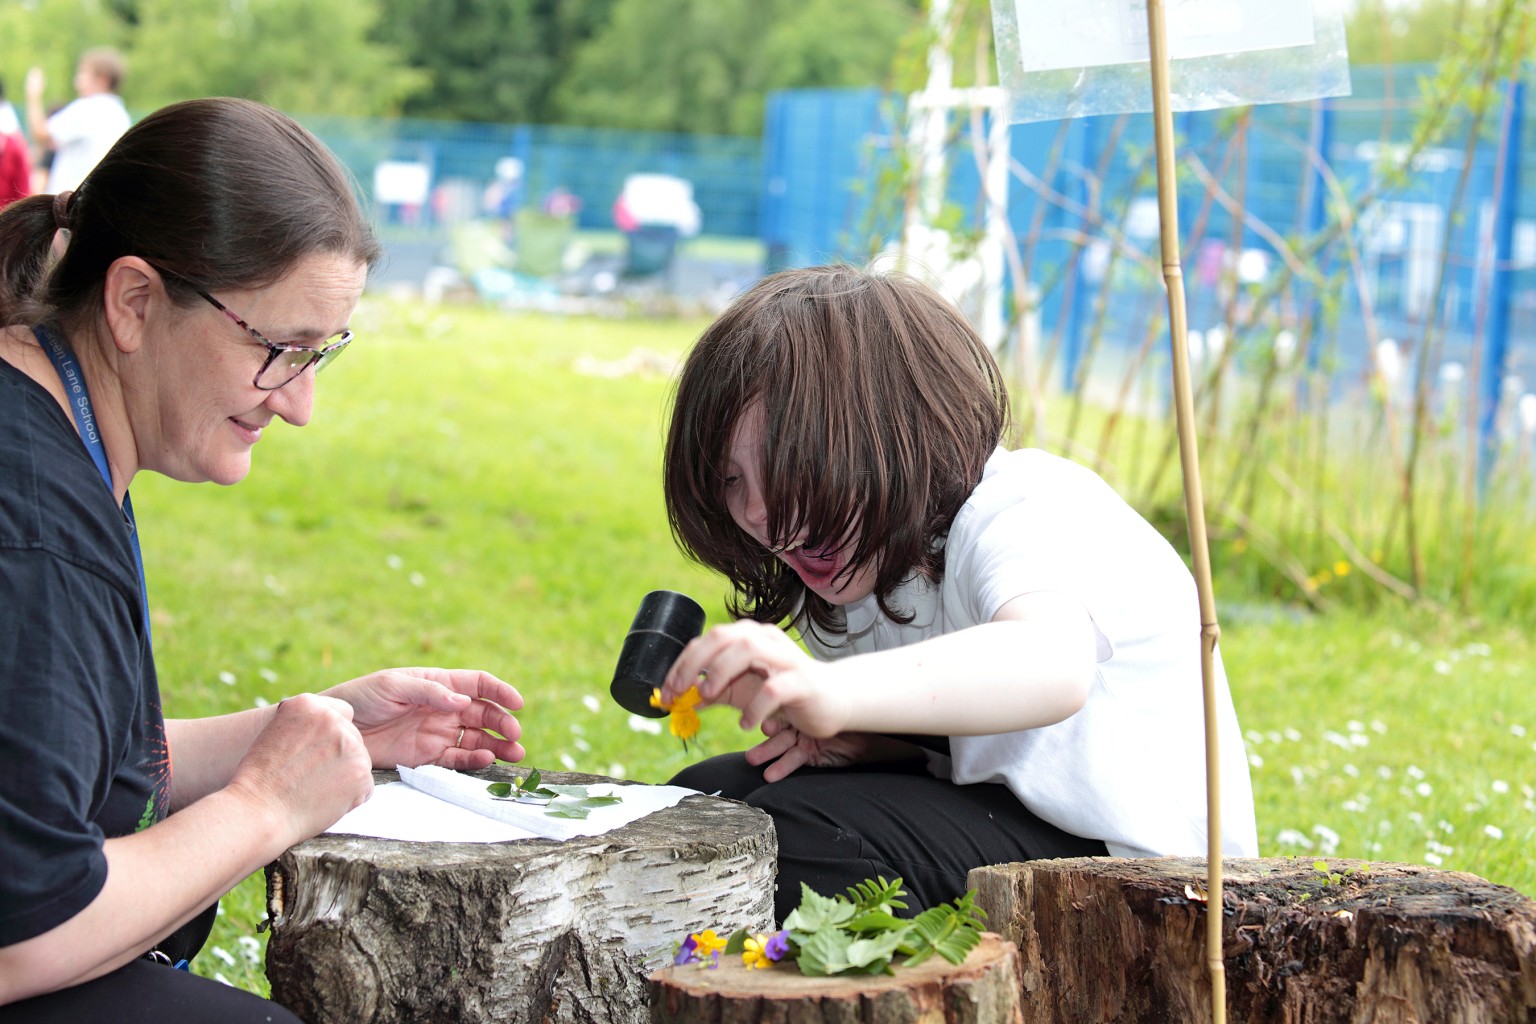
[664,263,1009,638]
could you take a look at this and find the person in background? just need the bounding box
[0,77,28,208]
[656,264,1258,923]
[0,74,20,136]
[0,97,526,1020]
[23,47,130,194]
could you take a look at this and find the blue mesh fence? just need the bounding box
[292,114,763,241]
[760,68,1536,452]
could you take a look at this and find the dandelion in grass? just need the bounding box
[1334,560,1350,577]
[1485,825,1504,839]
[1492,780,1509,794]
[627,715,663,735]
[1276,828,1312,849]
[1312,825,1340,855]
[582,695,602,713]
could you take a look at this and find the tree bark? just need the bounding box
[969,856,1536,1024]
[649,931,1023,1024]
[265,768,776,1024]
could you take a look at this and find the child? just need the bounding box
[657,264,1257,923]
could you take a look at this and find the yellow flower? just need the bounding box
[690,929,728,959]
[651,686,703,742]
[742,933,773,969]
[1231,537,1248,554]
[1334,560,1351,577]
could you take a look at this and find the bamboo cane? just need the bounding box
[1142,3,1225,1022]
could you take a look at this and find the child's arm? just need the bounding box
[660,591,1098,742]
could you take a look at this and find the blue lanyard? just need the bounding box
[33,325,152,643]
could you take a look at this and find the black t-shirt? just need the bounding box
[0,356,169,947]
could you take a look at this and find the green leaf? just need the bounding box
[847,910,907,933]
[794,929,854,976]
[843,931,904,972]
[522,769,542,792]
[723,929,751,955]
[898,892,986,967]
[845,876,908,915]
[782,883,856,932]
[486,782,513,798]
[543,802,593,819]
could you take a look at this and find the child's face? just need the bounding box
[724,404,879,606]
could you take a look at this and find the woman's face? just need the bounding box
[723,403,879,606]
[130,251,367,487]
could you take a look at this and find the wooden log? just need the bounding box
[970,856,1536,1024]
[265,768,776,1024]
[648,932,1023,1024]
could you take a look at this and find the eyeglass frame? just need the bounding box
[149,264,354,391]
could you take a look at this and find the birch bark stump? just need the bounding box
[649,932,1024,1024]
[264,768,776,1024]
[970,856,1536,1024]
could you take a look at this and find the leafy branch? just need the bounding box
[780,877,986,977]
[486,770,623,819]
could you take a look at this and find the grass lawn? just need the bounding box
[132,299,1534,994]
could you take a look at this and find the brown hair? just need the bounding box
[663,264,1009,639]
[0,97,381,331]
[79,48,126,93]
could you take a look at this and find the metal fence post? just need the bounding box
[1479,79,1524,490]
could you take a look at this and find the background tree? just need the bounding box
[370,0,616,124]
[0,0,127,112]
[126,0,423,116]
[552,0,921,136]
[1344,0,1533,65]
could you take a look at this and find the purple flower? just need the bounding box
[672,935,699,966]
[765,930,790,961]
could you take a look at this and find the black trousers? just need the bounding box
[671,752,1108,924]
[0,905,301,1024]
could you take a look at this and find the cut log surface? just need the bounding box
[265,768,776,1024]
[649,931,1023,1024]
[970,856,1536,1024]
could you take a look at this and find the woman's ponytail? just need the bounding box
[0,194,65,327]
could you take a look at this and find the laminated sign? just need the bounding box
[992,0,1351,122]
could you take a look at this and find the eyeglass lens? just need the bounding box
[255,337,349,390]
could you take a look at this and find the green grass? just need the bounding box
[133,299,1534,994]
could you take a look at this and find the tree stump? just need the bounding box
[265,768,776,1024]
[649,931,1023,1024]
[969,856,1536,1024]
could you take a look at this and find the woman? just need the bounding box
[0,98,525,1019]
[657,264,1257,923]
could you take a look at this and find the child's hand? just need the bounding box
[661,620,851,739]
[744,721,914,782]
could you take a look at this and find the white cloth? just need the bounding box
[803,447,1258,859]
[0,102,20,138]
[45,93,129,193]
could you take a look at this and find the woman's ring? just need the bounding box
[699,667,709,681]
[456,727,466,747]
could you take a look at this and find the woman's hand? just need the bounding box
[226,693,374,846]
[660,619,854,750]
[323,668,525,770]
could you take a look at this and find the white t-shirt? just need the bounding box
[46,93,130,193]
[802,447,1259,859]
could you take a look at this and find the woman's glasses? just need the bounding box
[191,288,353,391]
[149,262,353,390]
